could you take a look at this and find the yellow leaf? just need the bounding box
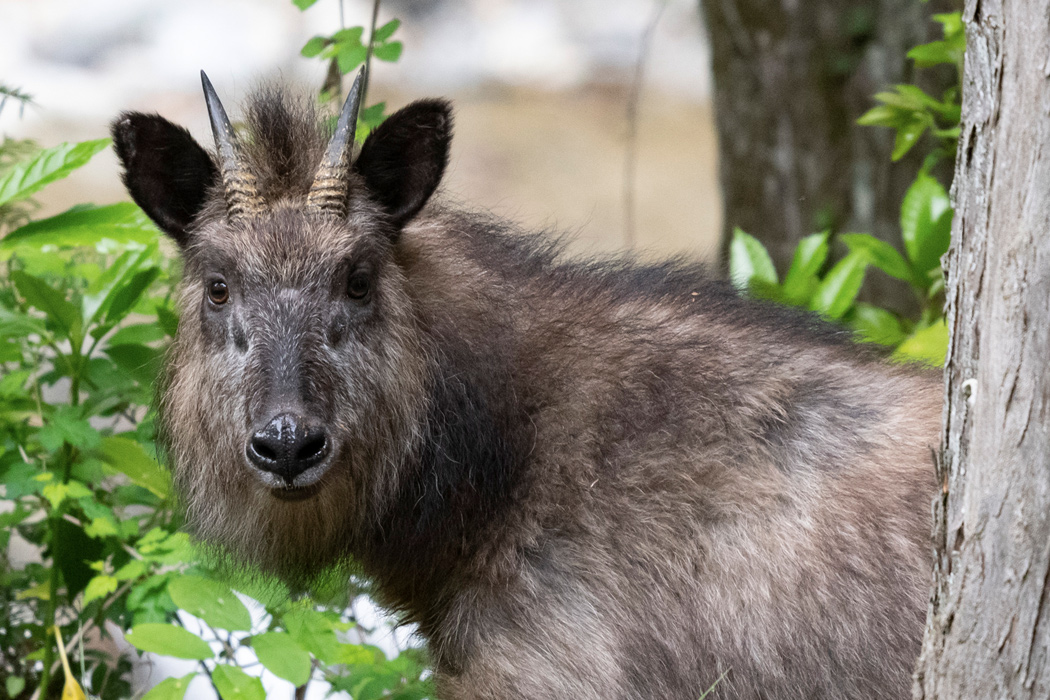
[16,581,50,601]
[54,627,87,700]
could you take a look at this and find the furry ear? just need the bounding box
[353,99,451,228]
[112,112,218,247]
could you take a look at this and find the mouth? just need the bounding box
[246,457,333,500]
[269,481,323,502]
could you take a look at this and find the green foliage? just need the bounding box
[857,13,964,162]
[730,12,962,367]
[0,5,430,698]
[296,3,405,140]
[0,136,431,697]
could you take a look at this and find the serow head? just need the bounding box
[112,71,450,578]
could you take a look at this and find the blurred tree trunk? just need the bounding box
[914,0,1050,696]
[700,0,952,311]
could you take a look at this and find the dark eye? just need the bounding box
[208,280,229,305]
[347,273,370,301]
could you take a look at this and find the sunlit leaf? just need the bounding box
[126,624,213,660]
[0,203,158,259]
[168,576,252,632]
[212,665,265,700]
[849,303,907,346]
[0,139,109,207]
[142,673,196,700]
[252,632,312,685]
[373,19,400,42]
[839,233,915,283]
[729,227,778,292]
[83,574,119,605]
[11,270,81,342]
[810,251,869,320]
[97,436,170,499]
[374,41,403,62]
[893,321,948,366]
[782,231,830,304]
[900,173,952,277]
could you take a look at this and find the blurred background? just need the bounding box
[0,0,722,260]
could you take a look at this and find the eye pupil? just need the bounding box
[348,275,370,300]
[209,281,229,304]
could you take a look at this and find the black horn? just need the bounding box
[201,71,265,222]
[306,68,365,217]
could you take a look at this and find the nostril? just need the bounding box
[252,440,278,462]
[296,434,327,464]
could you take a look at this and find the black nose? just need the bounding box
[246,414,329,484]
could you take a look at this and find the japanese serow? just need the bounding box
[112,72,940,699]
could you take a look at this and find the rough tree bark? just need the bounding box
[914,0,1050,696]
[700,0,953,311]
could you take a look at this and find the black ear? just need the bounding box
[353,99,451,227]
[112,112,218,247]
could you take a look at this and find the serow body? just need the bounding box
[113,75,940,700]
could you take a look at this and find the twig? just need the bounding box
[363,0,382,104]
[623,0,668,250]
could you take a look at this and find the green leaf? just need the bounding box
[907,40,960,67]
[126,623,213,660]
[839,233,915,283]
[107,322,166,346]
[892,116,930,161]
[11,270,81,342]
[810,251,869,320]
[156,306,180,337]
[168,575,252,632]
[849,303,906,346]
[142,673,196,700]
[104,267,161,326]
[252,632,312,686]
[374,41,403,62]
[212,665,266,700]
[84,514,120,539]
[336,43,368,74]
[332,27,365,44]
[84,245,158,325]
[83,574,119,605]
[292,0,320,9]
[5,678,26,698]
[0,139,109,207]
[114,559,149,581]
[300,36,328,58]
[373,19,400,42]
[2,462,47,498]
[105,342,161,386]
[900,173,953,277]
[38,406,101,452]
[284,607,342,664]
[97,436,170,499]
[0,368,32,397]
[0,203,159,258]
[934,12,963,37]
[729,227,778,292]
[893,321,948,366]
[0,306,49,339]
[856,104,907,128]
[782,231,830,304]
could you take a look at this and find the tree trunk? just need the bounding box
[700,0,952,311]
[914,0,1050,695]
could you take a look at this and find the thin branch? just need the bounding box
[623,0,668,250]
[363,0,382,105]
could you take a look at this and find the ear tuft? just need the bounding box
[353,99,452,228]
[112,112,218,247]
